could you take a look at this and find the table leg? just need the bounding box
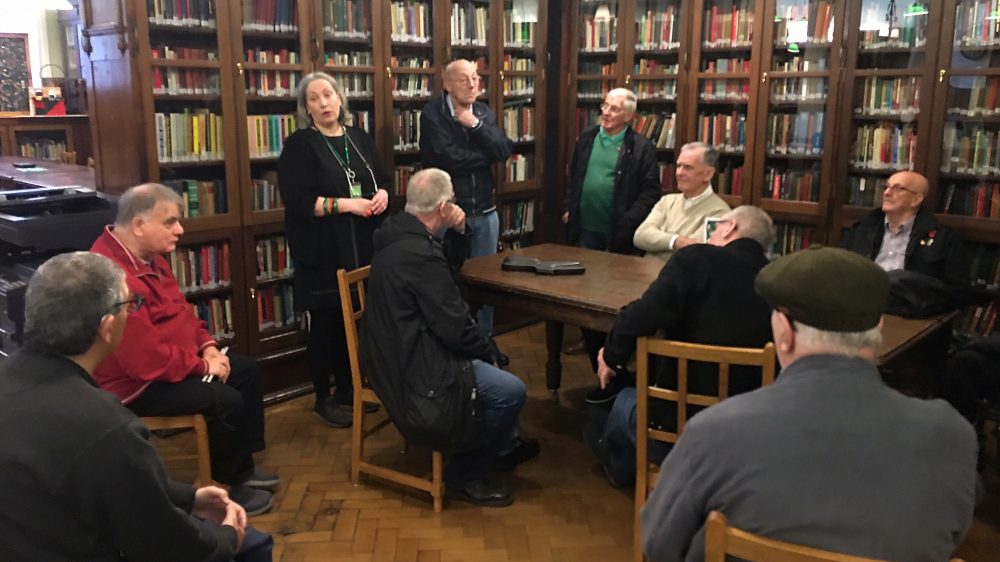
[545,320,563,401]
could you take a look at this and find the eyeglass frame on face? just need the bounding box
[883,182,918,195]
[600,101,625,114]
[107,294,144,316]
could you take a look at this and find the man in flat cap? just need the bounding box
[641,246,978,562]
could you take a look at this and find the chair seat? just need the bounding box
[141,414,212,486]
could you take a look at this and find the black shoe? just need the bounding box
[488,337,510,368]
[493,437,540,472]
[243,467,280,491]
[314,398,352,428]
[582,422,629,489]
[334,394,380,414]
[447,479,514,507]
[585,378,625,405]
[229,485,274,516]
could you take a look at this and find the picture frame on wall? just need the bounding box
[0,33,31,116]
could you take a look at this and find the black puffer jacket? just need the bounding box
[564,125,661,254]
[363,213,492,451]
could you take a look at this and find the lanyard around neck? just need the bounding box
[316,128,356,185]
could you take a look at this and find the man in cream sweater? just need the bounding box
[633,142,731,262]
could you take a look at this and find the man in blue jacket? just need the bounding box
[420,59,514,365]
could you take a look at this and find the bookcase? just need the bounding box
[81,0,552,389]
[0,116,91,164]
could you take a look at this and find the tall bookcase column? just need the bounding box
[751,0,846,248]
[687,0,761,207]
[314,0,382,139]
[228,0,309,355]
[628,0,689,194]
[833,0,941,243]
[382,0,443,196]
[926,0,1000,246]
[495,0,546,249]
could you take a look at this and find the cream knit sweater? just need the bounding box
[633,190,731,262]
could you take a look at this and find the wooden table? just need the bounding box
[0,156,95,190]
[461,243,957,397]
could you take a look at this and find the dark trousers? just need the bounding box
[307,308,352,403]
[578,229,611,372]
[128,354,266,486]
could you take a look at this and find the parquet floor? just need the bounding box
[154,323,1000,562]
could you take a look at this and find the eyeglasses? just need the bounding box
[108,294,144,314]
[600,102,625,114]
[883,183,918,195]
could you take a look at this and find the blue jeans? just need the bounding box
[603,387,672,486]
[466,211,500,339]
[444,359,525,486]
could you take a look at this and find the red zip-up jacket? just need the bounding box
[91,227,217,404]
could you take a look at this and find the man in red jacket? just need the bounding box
[91,183,277,516]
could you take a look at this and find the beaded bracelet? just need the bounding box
[321,197,329,215]
[331,197,339,215]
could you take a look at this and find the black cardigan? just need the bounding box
[277,126,391,309]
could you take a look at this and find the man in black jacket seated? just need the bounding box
[420,59,514,366]
[364,168,537,508]
[841,170,970,293]
[584,206,775,488]
[0,252,271,562]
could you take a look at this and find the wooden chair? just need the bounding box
[337,266,445,512]
[140,414,212,486]
[634,339,777,562]
[705,511,966,562]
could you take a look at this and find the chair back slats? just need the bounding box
[338,266,370,394]
[634,339,777,562]
[705,511,891,562]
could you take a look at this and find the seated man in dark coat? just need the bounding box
[0,252,272,562]
[585,205,775,487]
[841,170,970,294]
[641,247,977,562]
[364,168,537,508]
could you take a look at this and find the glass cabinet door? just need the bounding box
[574,0,621,138]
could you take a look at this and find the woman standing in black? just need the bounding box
[278,72,390,427]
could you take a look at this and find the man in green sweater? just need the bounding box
[633,141,731,262]
[562,87,662,403]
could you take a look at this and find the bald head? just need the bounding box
[444,59,480,108]
[881,171,928,225]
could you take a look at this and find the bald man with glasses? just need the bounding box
[841,170,970,292]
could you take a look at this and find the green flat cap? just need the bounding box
[755,245,889,332]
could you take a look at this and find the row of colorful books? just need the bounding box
[580,10,618,52]
[502,154,534,183]
[392,109,421,151]
[241,0,299,33]
[699,79,750,102]
[146,0,215,28]
[716,162,745,196]
[162,179,229,217]
[958,301,998,335]
[193,297,236,342]
[153,68,219,96]
[773,54,828,72]
[634,3,681,50]
[856,77,920,116]
[255,236,294,280]
[765,111,825,156]
[167,241,231,293]
[701,2,754,48]
[499,199,535,237]
[635,59,678,76]
[17,139,66,162]
[772,223,814,257]
[703,58,750,73]
[577,82,614,100]
[155,110,225,162]
[503,13,535,48]
[503,103,535,142]
[246,70,300,97]
[503,77,534,97]
[636,78,677,101]
[247,114,298,159]
[773,1,834,45]
[325,50,373,67]
[941,124,1000,176]
[579,62,618,76]
[849,123,917,171]
[393,165,417,196]
[954,0,1000,47]
[451,2,488,46]
[322,0,370,38]
[941,182,1000,219]
[633,112,677,149]
[390,0,432,43]
[391,74,432,98]
[771,77,827,103]
[333,72,373,97]
[846,176,886,207]
[503,56,535,71]
[150,45,216,60]
[948,76,1000,116]
[764,165,821,202]
[252,173,284,212]
[697,111,747,153]
[258,285,299,331]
